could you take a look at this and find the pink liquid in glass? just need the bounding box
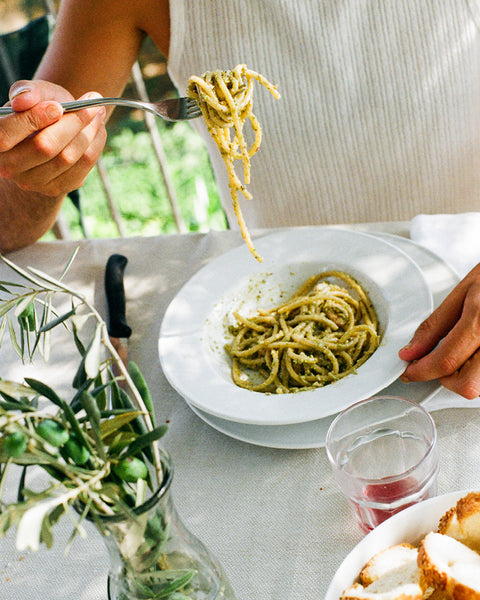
[351,475,436,532]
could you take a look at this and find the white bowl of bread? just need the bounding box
[326,490,480,600]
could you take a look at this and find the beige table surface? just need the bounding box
[1,223,480,600]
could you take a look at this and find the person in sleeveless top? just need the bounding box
[0,0,479,398]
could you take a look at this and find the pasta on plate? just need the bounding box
[224,271,381,394]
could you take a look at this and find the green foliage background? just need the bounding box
[58,118,228,240]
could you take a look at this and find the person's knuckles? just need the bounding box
[440,371,480,400]
[56,114,106,170]
[463,284,480,323]
[29,125,65,164]
[0,120,18,153]
[403,349,460,382]
[30,101,64,129]
[457,380,480,400]
[432,352,464,378]
[44,168,90,198]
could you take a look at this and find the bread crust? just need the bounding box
[437,506,458,536]
[417,532,480,600]
[438,492,480,552]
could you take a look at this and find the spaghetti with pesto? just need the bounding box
[225,271,380,393]
[186,64,280,262]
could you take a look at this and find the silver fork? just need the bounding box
[0,96,202,121]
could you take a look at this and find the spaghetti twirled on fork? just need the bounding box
[187,65,280,261]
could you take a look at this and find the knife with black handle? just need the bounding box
[105,254,132,369]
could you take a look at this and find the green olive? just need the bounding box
[3,431,28,458]
[36,419,69,447]
[63,435,90,465]
[113,456,149,482]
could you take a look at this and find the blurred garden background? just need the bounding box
[0,0,228,241]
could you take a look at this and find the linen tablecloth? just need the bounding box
[1,223,479,600]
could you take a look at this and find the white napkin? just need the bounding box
[410,213,480,278]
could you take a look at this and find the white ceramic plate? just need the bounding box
[159,228,433,426]
[184,234,460,449]
[325,489,472,600]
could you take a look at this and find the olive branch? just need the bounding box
[0,249,167,553]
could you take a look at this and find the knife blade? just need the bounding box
[104,254,132,374]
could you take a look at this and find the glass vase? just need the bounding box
[93,448,236,600]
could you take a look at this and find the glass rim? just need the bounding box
[325,395,438,481]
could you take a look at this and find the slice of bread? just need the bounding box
[360,544,419,585]
[341,558,422,600]
[418,532,480,600]
[438,492,480,552]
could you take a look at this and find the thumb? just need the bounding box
[9,79,74,111]
[0,101,64,152]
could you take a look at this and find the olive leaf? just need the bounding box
[0,256,57,290]
[6,315,22,359]
[16,494,68,552]
[0,380,36,399]
[38,308,76,333]
[72,354,88,390]
[27,266,78,295]
[71,317,87,356]
[0,316,7,346]
[93,373,107,412]
[80,391,106,461]
[84,323,102,379]
[24,378,63,408]
[0,298,21,319]
[14,296,34,318]
[124,425,168,459]
[134,569,196,598]
[40,502,67,549]
[17,466,28,503]
[128,361,155,426]
[99,411,143,439]
[58,247,80,280]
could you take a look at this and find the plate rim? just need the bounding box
[159,227,433,426]
[324,488,473,600]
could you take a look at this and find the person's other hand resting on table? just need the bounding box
[400,263,480,399]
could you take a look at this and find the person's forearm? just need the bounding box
[0,179,65,253]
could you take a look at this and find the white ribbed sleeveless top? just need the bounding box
[168,1,480,228]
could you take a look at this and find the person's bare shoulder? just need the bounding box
[135,0,170,58]
[36,0,170,97]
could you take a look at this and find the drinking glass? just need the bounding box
[326,395,438,532]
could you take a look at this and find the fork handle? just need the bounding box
[61,98,145,112]
[0,97,144,115]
